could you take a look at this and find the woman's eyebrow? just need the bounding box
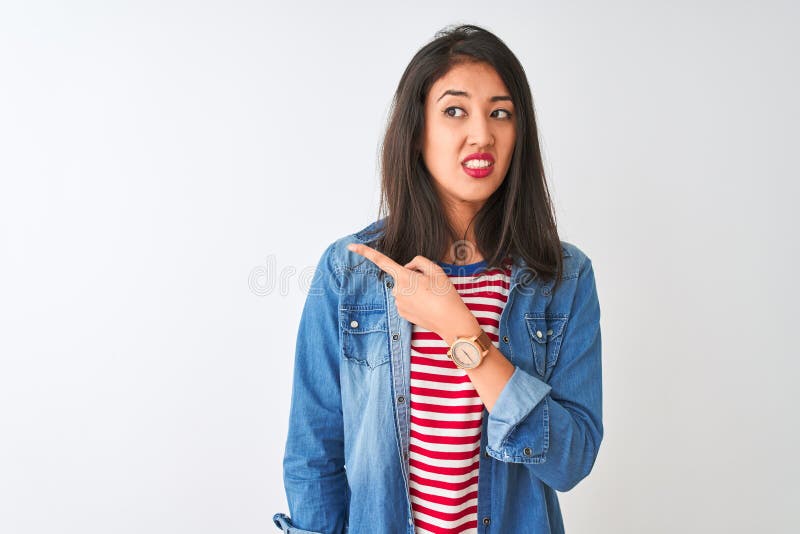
[436,89,513,103]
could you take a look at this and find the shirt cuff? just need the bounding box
[486,366,552,458]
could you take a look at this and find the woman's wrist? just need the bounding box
[439,310,482,345]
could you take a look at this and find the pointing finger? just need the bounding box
[346,243,407,280]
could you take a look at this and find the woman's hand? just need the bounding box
[346,243,479,344]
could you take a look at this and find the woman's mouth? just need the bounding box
[461,158,494,178]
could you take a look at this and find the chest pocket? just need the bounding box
[339,305,390,369]
[524,312,568,379]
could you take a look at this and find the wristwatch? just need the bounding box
[447,329,492,369]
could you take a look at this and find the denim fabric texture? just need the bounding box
[273,218,603,534]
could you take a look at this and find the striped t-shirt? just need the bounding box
[408,256,513,534]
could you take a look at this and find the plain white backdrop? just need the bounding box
[1,1,798,532]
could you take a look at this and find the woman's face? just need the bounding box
[421,61,517,212]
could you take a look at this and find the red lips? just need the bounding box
[461,152,495,179]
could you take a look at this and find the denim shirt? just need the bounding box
[273,218,603,534]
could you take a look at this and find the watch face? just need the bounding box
[452,340,481,368]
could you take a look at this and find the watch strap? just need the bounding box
[475,329,492,353]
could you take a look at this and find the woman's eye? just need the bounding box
[444,106,466,118]
[444,107,513,120]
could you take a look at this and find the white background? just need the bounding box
[1,1,798,532]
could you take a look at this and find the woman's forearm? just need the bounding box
[439,313,516,413]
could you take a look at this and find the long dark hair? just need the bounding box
[363,23,564,289]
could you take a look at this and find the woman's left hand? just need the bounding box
[346,243,479,343]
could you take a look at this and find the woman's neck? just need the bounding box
[442,236,484,265]
[440,202,484,264]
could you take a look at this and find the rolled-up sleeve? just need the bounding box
[486,256,603,492]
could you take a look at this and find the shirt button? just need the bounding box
[397,395,405,404]
[502,335,509,343]
[350,320,359,328]
[523,447,532,456]
[482,517,491,526]
[547,329,553,336]
[536,330,543,338]
[386,280,393,288]
[392,333,400,341]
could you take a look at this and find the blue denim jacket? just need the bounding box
[273,218,603,534]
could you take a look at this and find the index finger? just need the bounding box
[346,243,407,280]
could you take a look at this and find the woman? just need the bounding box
[274,24,603,534]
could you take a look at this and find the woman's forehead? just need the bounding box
[428,62,511,102]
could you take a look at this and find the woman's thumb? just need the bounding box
[404,255,440,276]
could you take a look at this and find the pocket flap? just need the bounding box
[339,305,387,334]
[524,312,568,376]
[524,313,567,344]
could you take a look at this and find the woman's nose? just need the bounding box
[467,116,494,147]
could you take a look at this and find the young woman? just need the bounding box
[274,24,603,534]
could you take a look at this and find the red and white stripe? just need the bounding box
[409,260,512,534]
